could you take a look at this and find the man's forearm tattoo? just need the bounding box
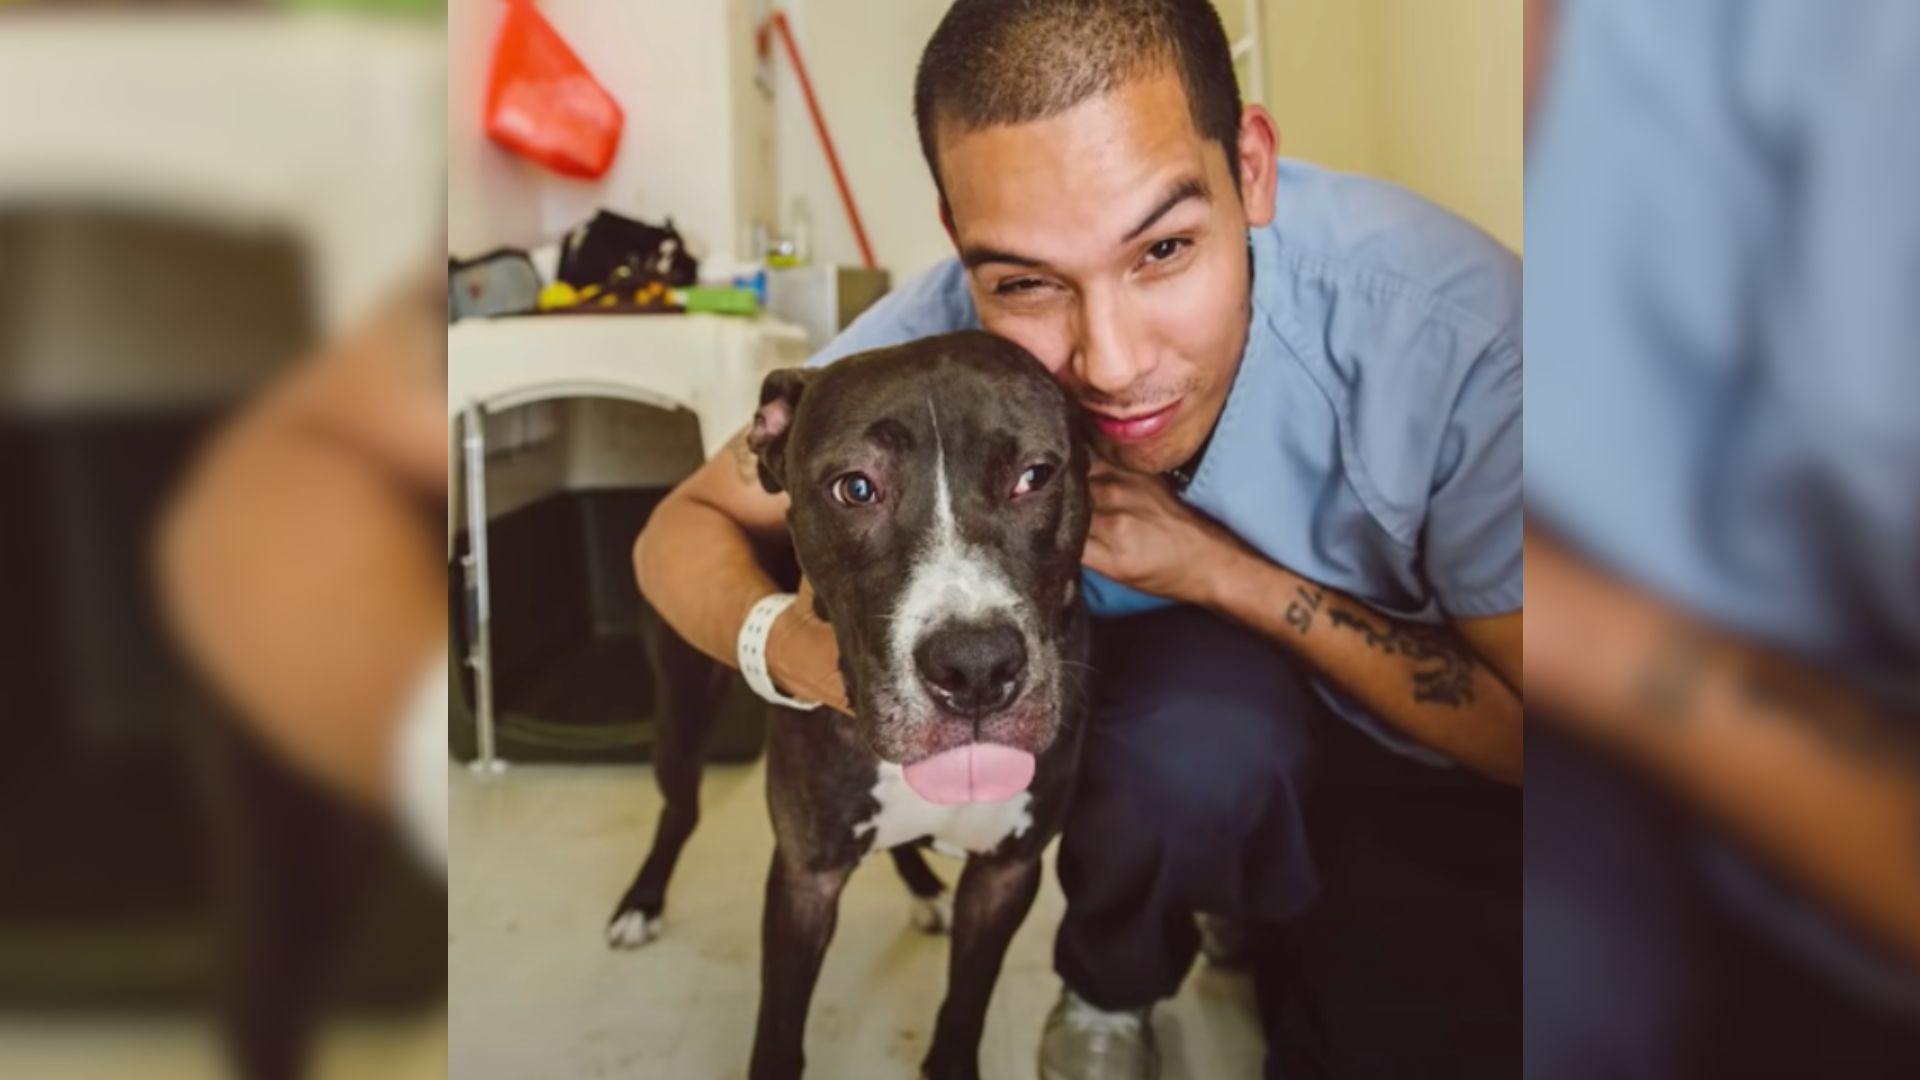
[1325,608,1476,707]
[1623,628,1920,781]
[1632,627,1716,725]
[1285,585,1323,634]
[1738,664,1920,776]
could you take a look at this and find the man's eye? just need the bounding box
[996,277,1045,295]
[830,472,882,507]
[1012,462,1055,497]
[1144,237,1190,263]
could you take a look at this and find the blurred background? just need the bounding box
[0,4,445,1080]
[1524,0,1920,1074]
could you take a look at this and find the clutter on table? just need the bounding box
[448,209,766,323]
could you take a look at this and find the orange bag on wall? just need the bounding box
[484,0,624,179]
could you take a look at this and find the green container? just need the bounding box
[673,286,761,316]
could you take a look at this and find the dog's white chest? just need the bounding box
[853,762,1034,855]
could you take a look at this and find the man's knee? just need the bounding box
[1083,686,1311,842]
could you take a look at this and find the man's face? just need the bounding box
[936,68,1272,474]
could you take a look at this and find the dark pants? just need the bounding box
[1052,605,1523,1078]
[1263,687,1521,1079]
[1054,606,1322,1011]
[1524,724,1920,1080]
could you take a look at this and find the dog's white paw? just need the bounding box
[606,911,664,949]
[908,893,954,935]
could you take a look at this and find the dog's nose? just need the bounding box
[914,623,1027,717]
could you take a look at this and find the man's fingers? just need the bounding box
[1081,545,1112,578]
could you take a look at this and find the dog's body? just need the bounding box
[610,333,1091,1079]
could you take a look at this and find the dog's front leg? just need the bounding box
[922,852,1045,1080]
[749,849,852,1080]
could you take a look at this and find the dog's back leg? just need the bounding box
[607,615,727,949]
[890,842,954,934]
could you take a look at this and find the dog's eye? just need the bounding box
[831,472,882,507]
[1012,463,1055,497]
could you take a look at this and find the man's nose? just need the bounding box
[1071,290,1152,397]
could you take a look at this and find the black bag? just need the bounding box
[557,210,699,290]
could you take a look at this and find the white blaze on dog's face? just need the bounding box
[749,333,1090,786]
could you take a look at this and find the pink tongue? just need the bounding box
[902,743,1036,805]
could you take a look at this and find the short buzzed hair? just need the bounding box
[913,0,1245,199]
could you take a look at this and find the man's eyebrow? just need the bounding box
[960,245,1043,271]
[957,176,1210,270]
[1121,177,1209,243]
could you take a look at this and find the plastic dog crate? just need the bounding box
[446,309,810,772]
[447,395,770,766]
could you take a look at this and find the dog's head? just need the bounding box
[748,332,1090,803]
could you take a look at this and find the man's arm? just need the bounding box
[157,286,446,812]
[633,428,851,713]
[1527,527,1920,963]
[1085,464,1523,784]
[1200,536,1524,784]
[1455,609,1522,693]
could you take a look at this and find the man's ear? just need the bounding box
[746,367,815,494]
[1235,105,1281,229]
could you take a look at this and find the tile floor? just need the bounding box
[0,1013,446,1080]
[450,760,1265,1079]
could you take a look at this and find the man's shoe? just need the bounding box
[1038,987,1159,1080]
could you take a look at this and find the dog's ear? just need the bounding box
[746,367,815,494]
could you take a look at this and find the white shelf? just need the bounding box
[448,313,811,460]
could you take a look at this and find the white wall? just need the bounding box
[448,0,951,276]
[448,0,775,264]
[448,0,548,255]
[770,0,954,280]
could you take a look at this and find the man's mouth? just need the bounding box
[1086,399,1180,443]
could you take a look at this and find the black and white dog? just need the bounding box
[609,331,1092,1079]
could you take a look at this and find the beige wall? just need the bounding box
[1261,0,1523,252]
[1259,0,1384,176]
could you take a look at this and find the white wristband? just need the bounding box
[737,592,823,710]
[393,646,448,878]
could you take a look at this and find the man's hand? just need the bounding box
[1082,458,1234,604]
[765,577,853,715]
[1080,459,1523,782]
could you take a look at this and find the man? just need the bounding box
[635,1,1522,1075]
